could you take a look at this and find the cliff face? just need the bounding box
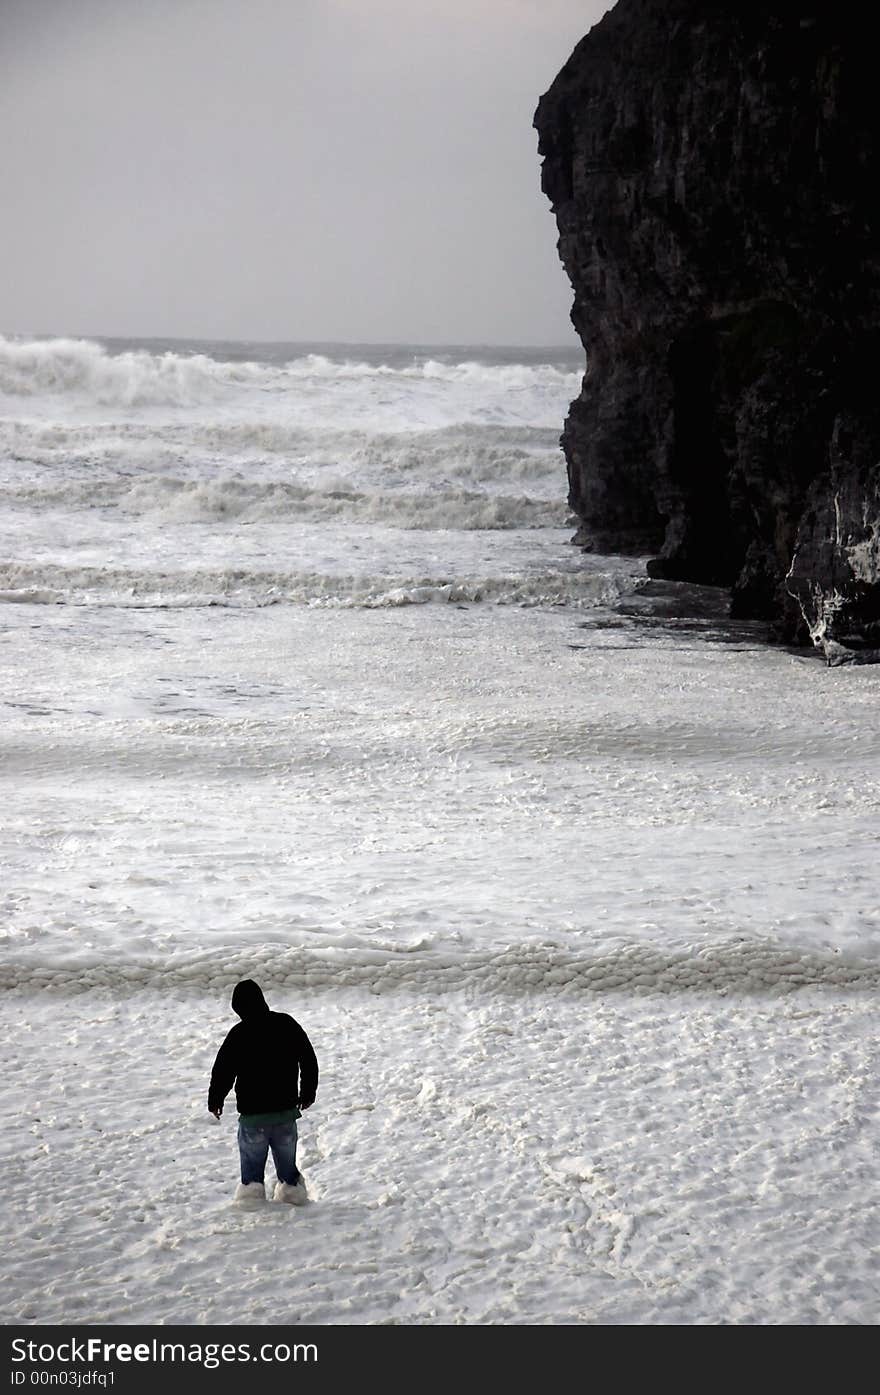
[534,2,880,661]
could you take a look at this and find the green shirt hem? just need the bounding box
[238,1107,301,1125]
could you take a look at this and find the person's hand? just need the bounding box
[210,1107,222,1119]
[299,1099,314,1111]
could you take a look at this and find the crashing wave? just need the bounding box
[0,335,582,409]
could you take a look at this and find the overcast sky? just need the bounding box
[0,0,609,346]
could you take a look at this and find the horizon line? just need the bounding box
[1,326,583,353]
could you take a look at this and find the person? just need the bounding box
[208,979,319,1205]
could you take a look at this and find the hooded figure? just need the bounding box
[208,980,319,1205]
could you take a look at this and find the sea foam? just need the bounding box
[0,559,637,610]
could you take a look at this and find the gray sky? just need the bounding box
[0,0,608,345]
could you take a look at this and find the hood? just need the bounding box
[231,980,270,1019]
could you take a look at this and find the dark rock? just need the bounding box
[787,410,880,659]
[534,2,880,662]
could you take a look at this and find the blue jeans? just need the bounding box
[238,1120,300,1186]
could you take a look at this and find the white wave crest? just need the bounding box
[285,352,581,391]
[0,336,268,407]
[0,561,637,611]
[0,397,574,531]
[0,335,581,409]
[186,423,563,480]
[1,472,565,529]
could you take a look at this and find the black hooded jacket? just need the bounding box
[208,980,319,1116]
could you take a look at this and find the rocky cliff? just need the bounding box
[534,2,880,662]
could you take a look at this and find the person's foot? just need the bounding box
[273,1178,309,1206]
[233,1181,266,1203]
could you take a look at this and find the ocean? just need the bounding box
[0,334,617,610]
[1,333,877,1325]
